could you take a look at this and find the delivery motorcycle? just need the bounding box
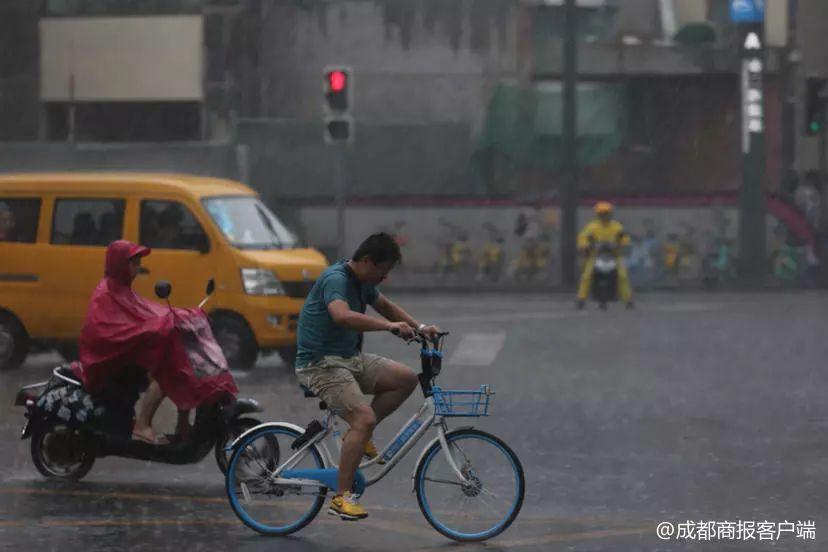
[14,279,265,480]
[591,240,619,310]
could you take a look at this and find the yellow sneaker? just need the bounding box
[328,492,368,520]
[364,440,386,464]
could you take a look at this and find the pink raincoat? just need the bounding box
[73,240,237,410]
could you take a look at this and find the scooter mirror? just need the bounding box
[155,280,172,299]
[205,278,215,296]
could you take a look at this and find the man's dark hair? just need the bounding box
[352,232,402,265]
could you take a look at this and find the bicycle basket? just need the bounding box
[432,385,492,417]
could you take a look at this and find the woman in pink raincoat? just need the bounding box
[73,240,238,444]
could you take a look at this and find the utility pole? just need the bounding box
[781,0,799,195]
[732,1,767,280]
[560,0,579,286]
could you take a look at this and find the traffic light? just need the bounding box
[323,66,352,143]
[805,76,827,136]
[324,68,349,112]
[325,118,352,142]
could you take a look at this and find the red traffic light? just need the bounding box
[328,70,347,93]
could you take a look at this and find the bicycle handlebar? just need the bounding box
[390,327,450,345]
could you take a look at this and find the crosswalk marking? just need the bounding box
[448,333,506,366]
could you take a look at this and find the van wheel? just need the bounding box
[0,313,28,371]
[211,314,258,371]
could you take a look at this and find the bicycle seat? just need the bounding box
[298,385,327,410]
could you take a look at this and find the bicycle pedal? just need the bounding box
[291,420,324,450]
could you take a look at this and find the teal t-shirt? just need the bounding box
[295,261,380,369]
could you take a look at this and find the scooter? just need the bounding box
[14,279,264,481]
[591,241,619,310]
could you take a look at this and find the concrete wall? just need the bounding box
[297,201,785,276]
[0,142,240,179]
[233,0,519,201]
[0,1,39,140]
[237,119,475,202]
[255,0,518,128]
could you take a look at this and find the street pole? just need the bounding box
[560,0,578,286]
[335,143,347,260]
[737,22,768,280]
[781,0,799,194]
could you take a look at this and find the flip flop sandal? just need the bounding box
[132,432,170,445]
[164,433,189,444]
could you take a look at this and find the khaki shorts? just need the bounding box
[296,353,395,416]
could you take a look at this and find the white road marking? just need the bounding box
[448,333,506,366]
[229,370,249,379]
[650,303,721,312]
[440,311,587,324]
[439,303,718,323]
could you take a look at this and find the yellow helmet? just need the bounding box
[594,201,613,215]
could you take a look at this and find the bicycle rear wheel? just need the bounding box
[225,426,326,535]
[415,428,524,542]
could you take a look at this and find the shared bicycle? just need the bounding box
[223,331,524,542]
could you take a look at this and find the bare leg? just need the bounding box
[337,405,376,494]
[133,379,164,441]
[370,362,418,423]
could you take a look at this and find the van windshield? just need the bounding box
[203,196,297,250]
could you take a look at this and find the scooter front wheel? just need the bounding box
[31,422,95,480]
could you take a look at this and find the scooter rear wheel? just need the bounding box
[31,423,95,480]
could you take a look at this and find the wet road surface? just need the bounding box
[1,292,826,551]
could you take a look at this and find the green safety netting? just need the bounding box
[471,81,628,183]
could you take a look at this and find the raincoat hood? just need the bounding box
[105,240,150,285]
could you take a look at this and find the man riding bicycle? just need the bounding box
[295,233,441,520]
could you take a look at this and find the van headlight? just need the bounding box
[241,268,285,296]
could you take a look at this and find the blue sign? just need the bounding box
[730,0,765,23]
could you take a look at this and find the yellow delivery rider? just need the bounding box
[576,201,634,309]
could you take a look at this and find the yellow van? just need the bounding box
[0,173,327,371]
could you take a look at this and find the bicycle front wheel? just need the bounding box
[225,426,326,536]
[415,428,524,542]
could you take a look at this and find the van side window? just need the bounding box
[0,198,41,243]
[140,200,209,252]
[51,199,125,246]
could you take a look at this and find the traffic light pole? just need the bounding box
[335,143,347,260]
[560,0,579,286]
[737,23,768,281]
[322,66,353,259]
